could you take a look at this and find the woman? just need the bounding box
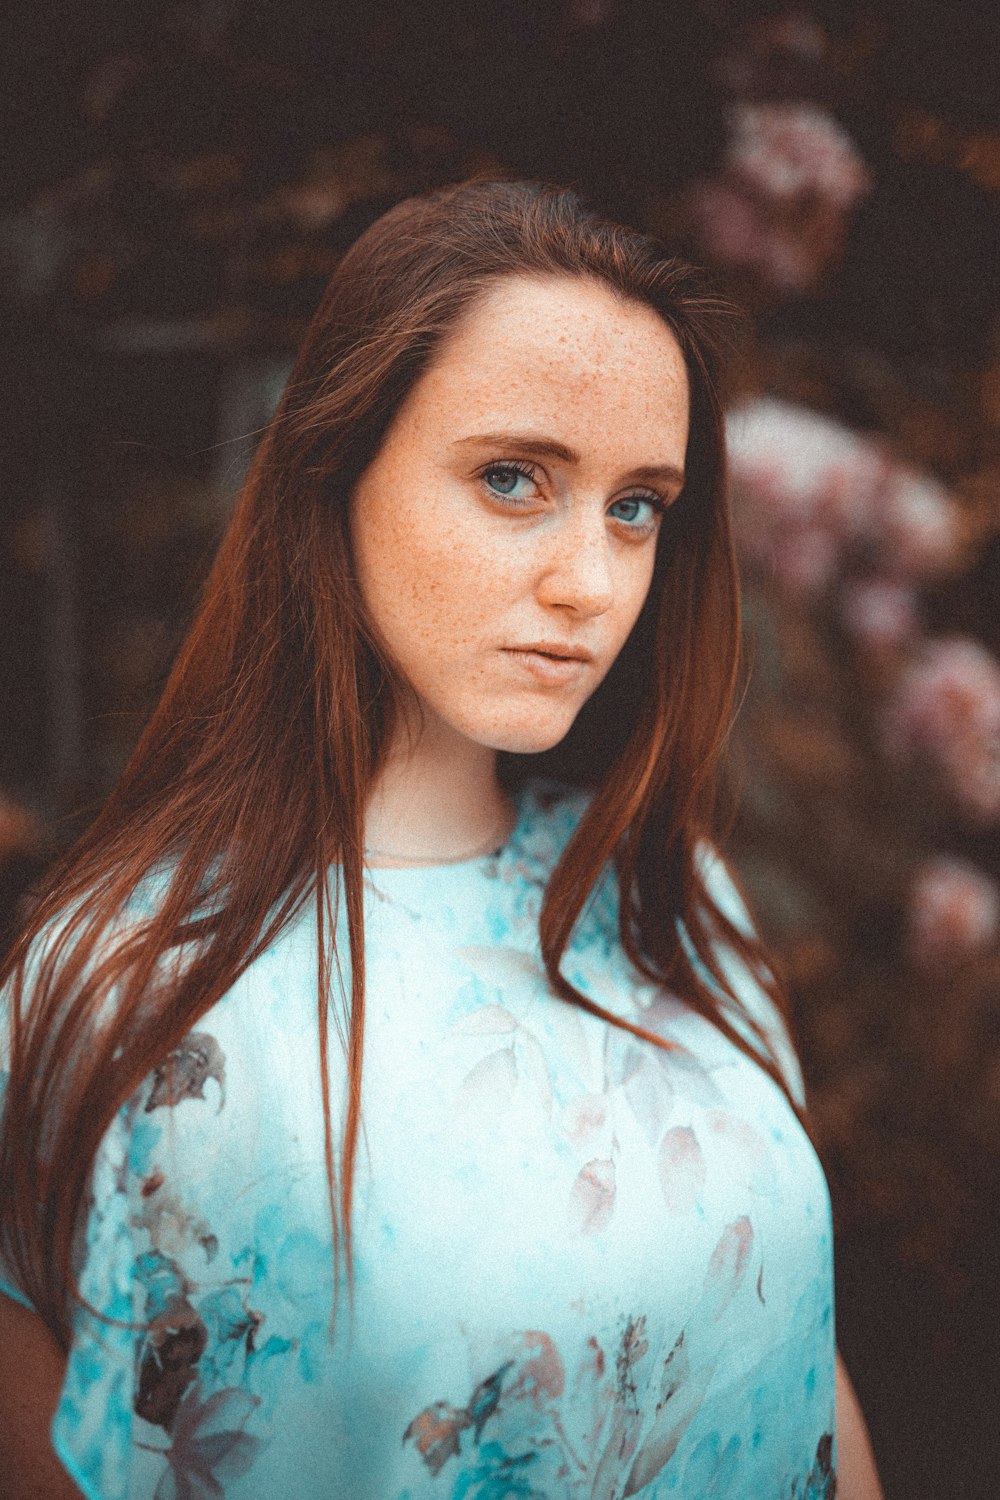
[0,179,882,1498]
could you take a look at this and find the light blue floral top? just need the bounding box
[0,780,836,1499]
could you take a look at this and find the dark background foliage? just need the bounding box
[2,4,1000,1495]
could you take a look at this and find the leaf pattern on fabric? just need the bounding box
[622,1217,756,1494]
[792,1431,836,1500]
[459,1046,518,1113]
[403,1399,472,1476]
[404,1362,513,1476]
[561,1092,609,1149]
[622,1328,700,1495]
[197,1287,264,1386]
[707,1110,777,1196]
[542,1000,591,1081]
[466,1364,511,1441]
[150,1382,261,1500]
[134,1176,217,1268]
[504,1331,565,1408]
[679,1428,743,1493]
[704,1215,755,1324]
[657,1125,706,1213]
[568,1157,617,1235]
[449,1443,546,1500]
[146,1033,225,1112]
[133,1251,208,1431]
[623,1055,673,1145]
[657,1045,726,1108]
[402,1278,832,1500]
[514,1024,554,1116]
[590,1316,649,1500]
[457,944,547,988]
[35,783,836,1498]
[570,1336,610,1465]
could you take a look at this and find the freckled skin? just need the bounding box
[349,273,691,857]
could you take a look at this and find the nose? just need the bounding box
[534,506,615,618]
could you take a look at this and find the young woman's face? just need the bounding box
[349,273,691,757]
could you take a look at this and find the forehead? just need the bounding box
[403,274,691,461]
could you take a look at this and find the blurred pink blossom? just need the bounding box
[727,398,884,598]
[908,855,1000,968]
[879,468,960,578]
[727,399,962,599]
[882,637,1000,823]
[689,102,871,292]
[840,576,919,647]
[728,102,870,207]
[687,179,819,293]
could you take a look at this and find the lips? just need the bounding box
[508,641,594,662]
[503,645,592,686]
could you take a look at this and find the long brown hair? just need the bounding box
[1,177,807,1350]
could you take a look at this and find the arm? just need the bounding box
[836,1346,884,1500]
[0,1291,84,1499]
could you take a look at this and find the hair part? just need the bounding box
[0,177,807,1349]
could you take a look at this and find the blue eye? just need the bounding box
[481,460,538,501]
[480,460,667,531]
[609,494,665,529]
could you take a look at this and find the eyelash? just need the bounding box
[478,459,669,529]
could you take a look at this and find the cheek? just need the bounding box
[358,499,517,654]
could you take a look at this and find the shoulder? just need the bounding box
[508,797,806,1107]
[4,858,319,1043]
[695,840,756,934]
[0,866,323,1274]
[692,841,808,1109]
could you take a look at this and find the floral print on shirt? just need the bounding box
[0,780,837,1498]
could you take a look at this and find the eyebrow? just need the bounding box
[452,431,686,489]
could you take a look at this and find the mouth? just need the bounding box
[503,645,593,685]
[507,642,594,663]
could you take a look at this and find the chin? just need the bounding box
[471,704,581,756]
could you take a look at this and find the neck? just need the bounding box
[363,712,514,866]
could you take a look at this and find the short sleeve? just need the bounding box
[2,953,255,1499]
[0,1264,34,1312]
[50,1103,148,1500]
[1,909,134,1325]
[0,984,37,1312]
[0,983,142,1499]
[0,1094,35,1311]
[693,843,808,1110]
[0,893,313,1500]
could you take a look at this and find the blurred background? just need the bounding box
[1,2,998,1493]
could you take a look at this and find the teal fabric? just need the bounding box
[0,780,836,1498]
